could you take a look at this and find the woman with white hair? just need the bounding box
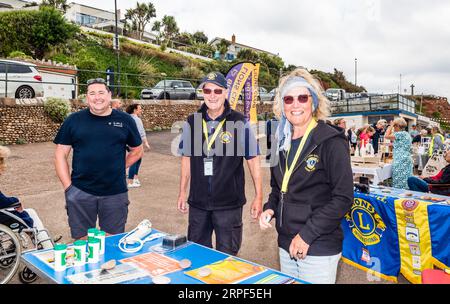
[384,118,413,189]
[258,68,353,284]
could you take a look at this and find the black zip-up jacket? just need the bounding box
[264,120,354,256]
[185,101,248,211]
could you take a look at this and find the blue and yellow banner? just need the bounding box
[343,192,450,284]
[225,62,260,124]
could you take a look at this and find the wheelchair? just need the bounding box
[0,201,55,284]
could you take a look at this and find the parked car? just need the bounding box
[140,80,196,100]
[0,59,44,98]
[195,84,204,100]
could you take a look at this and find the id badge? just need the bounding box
[204,157,213,176]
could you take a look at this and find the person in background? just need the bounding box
[0,146,34,227]
[111,99,123,111]
[125,104,151,188]
[347,125,358,155]
[409,124,419,139]
[384,118,413,189]
[412,129,428,145]
[359,126,375,148]
[429,126,445,156]
[407,149,450,196]
[259,68,353,284]
[371,119,387,154]
[333,118,346,130]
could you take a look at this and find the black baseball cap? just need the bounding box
[200,72,228,89]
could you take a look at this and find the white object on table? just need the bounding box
[352,163,393,185]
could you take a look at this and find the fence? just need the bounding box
[331,94,417,114]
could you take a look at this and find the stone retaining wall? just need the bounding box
[0,98,273,145]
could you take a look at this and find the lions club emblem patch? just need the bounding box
[305,155,319,172]
[220,131,232,144]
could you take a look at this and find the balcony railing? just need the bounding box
[331,94,416,115]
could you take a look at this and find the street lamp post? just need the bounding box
[114,0,121,97]
[354,58,357,86]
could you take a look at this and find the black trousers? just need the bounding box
[188,205,243,256]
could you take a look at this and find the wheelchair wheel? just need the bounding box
[0,224,22,284]
[19,266,38,284]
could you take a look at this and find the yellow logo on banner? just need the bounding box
[345,198,386,246]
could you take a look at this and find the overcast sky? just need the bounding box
[63,0,450,99]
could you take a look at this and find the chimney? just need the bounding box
[231,34,236,44]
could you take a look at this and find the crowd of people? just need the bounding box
[329,116,449,191]
[2,69,448,285]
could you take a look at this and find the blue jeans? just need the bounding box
[128,158,142,179]
[407,176,429,192]
[279,248,341,284]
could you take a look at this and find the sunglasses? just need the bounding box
[283,94,311,104]
[87,78,107,85]
[203,88,223,95]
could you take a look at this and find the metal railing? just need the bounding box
[331,94,416,114]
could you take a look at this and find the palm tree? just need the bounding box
[161,15,179,47]
[125,2,156,40]
[40,0,69,12]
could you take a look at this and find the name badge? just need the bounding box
[204,157,213,176]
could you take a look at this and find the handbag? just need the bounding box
[422,151,447,177]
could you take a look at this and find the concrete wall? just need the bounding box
[0,98,273,145]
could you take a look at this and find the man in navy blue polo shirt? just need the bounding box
[177,72,263,256]
[54,78,143,240]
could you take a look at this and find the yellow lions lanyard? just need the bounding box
[202,119,226,176]
[281,119,318,193]
[202,119,226,152]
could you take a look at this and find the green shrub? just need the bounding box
[15,138,27,145]
[44,98,71,122]
[8,51,32,60]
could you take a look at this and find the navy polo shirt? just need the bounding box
[54,109,142,196]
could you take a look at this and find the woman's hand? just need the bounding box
[259,209,274,230]
[289,234,310,260]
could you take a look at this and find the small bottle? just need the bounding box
[54,243,67,272]
[73,240,87,266]
[87,237,100,264]
[87,228,98,239]
[95,230,106,255]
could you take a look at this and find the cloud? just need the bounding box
[65,0,450,100]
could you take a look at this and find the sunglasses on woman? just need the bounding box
[283,94,311,104]
[203,88,224,95]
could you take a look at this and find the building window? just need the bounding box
[75,13,106,26]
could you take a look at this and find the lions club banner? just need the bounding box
[343,192,450,284]
[342,193,401,282]
[225,62,260,124]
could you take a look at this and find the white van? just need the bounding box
[0,59,44,98]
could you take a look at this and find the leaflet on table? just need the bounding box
[254,273,299,284]
[66,263,149,284]
[185,257,266,284]
[120,252,183,277]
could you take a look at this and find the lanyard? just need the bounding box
[202,119,226,152]
[281,119,318,193]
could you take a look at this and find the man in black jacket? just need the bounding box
[176,72,263,255]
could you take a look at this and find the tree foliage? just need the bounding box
[125,2,156,40]
[0,7,78,59]
[40,0,69,12]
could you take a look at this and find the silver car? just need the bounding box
[0,59,44,98]
[140,80,196,100]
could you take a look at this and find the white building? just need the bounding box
[0,0,37,12]
[64,2,125,34]
[210,34,278,61]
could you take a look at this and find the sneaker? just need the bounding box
[127,182,138,188]
[133,178,141,186]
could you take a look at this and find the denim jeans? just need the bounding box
[128,158,142,179]
[279,248,341,284]
[407,176,429,192]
